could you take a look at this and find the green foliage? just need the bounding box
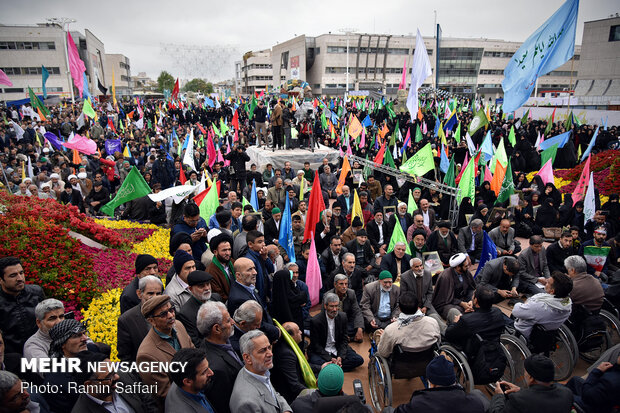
[157,71,175,93]
[183,78,213,94]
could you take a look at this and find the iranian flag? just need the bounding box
[583,245,611,272]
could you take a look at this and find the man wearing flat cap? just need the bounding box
[165,250,197,310]
[120,254,159,314]
[489,354,573,413]
[136,295,194,407]
[177,270,222,347]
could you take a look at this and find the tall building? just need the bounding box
[104,53,132,96]
[236,49,272,94]
[239,32,582,101]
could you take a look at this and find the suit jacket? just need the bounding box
[388,212,414,238]
[117,303,150,362]
[325,288,364,330]
[400,269,434,310]
[271,339,307,403]
[229,367,291,413]
[177,296,204,347]
[226,281,280,343]
[457,227,483,259]
[335,193,354,214]
[379,252,412,281]
[477,257,520,292]
[136,323,194,402]
[488,226,517,253]
[328,266,364,302]
[517,246,550,285]
[71,390,147,413]
[267,187,286,210]
[359,281,400,324]
[320,247,348,276]
[545,241,575,273]
[345,239,375,267]
[264,217,281,245]
[165,382,215,413]
[120,277,140,314]
[200,340,243,413]
[413,207,436,229]
[366,219,390,250]
[309,310,349,360]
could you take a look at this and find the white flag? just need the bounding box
[10,121,24,141]
[27,156,34,179]
[583,172,596,227]
[406,28,432,122]
[182,130,197,172]
[148,184,197,204]
[465,132,476,156]
[135,117,144,130]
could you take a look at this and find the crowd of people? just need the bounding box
[1,92,620,413]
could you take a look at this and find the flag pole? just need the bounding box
[567,57,574,113]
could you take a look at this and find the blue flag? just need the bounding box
[502,0,579,113]
[581,126,599,162]
[362,115,372,127]
[539,130,571,151]
[475,231,498,278]
[481,131,494,159]
[105,138,122,155]
[205,97,215,108]
[278,192,296,263]
[433,114,440,137]
[444,111,458,132]
[82,72,91,101]
[41,66,49,99]
[440,144,449,174]
[250,179,259,212]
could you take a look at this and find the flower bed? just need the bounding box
[82,288,122,361]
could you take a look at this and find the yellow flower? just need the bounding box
[83,288,122,361]
[132,227,173,260]
[94,219,160,230]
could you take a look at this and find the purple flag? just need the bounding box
[105,138,122,155]
[43,132,64,150]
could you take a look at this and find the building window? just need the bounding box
[0,41,55,50]
[479,69,503,75]
[387,47,409,55]
[315,47,320,55]
[610,25,620,41]
[0,67,61,75]
[483,51,512,58]
[3,88,24,93]
[281,51,289,69]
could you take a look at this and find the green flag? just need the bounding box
[248,97,257,119]
[457,155,476,204]
[386,102,396,119]
[100,167,152,216]
[199,182,220,222]
[507,125,516,147]
[220,118,229,134]
[82,99,96,118]
[28,87,50,117]
[454,122,461,143]
[444,156,456,187]
[321,111,328,130]
[387,217,411,255]
[242,196,250,210]
[362,154,372,178]
[407,190,418,215]
[495,158,515,205]
[491,137,508,174]
[564,112,573,130]
[212,123,221,137]
[415,124,423,143]
[400,143,434,177]
[468,109,489,135]
[383,146,395,168]
[545,115,553,136]
[540,143,559,167]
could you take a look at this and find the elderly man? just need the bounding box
[380,242,412,283]
[264,207,282,246]
[164,348,217,413]
[457,219,484,262]
[327,274,364,342]
[120,253,159,313]
[0,257,45,356]
[165,250,196,310]
[117,275,163,362]
[319,165,338,201]
[267,177,287,210]
[367,210,390,252]
[84,180,109,214]
[177,271,222,347]
[231,300,265,354]
[308,293,364,372]
[23,298,65,361]
[136,295,194,405]
[400,257,446,331]
[197,301,243,413]
[425,221,459,266]
[406,213,432,241]
[328,252,364,302]
[0,370,43,413]
[360,271,401,331]
[336,185,354,214]
[413,198,437,230]
[565,255,604,313]
[271,322,312,403]
[517,235,550,296]
[489,219,521,256]
[477,257,521,304]
[229,330,292,413]
[206,233,235,301]
[432,253,476,322]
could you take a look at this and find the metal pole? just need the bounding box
[567,57,574,112]
[346,33,349,101]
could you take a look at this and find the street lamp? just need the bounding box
[47,17,77,105]
[339,28,357,101]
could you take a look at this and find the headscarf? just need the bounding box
[472,204,489,224]
[270,269,302,325]
[457,197,475,229]
[535,197,559,228]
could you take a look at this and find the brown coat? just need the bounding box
[206,259,235,301]
[136,322,194,404]
[360,281,400,325]
[272,103,283,126]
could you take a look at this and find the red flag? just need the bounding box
[194,181,221,206]
[196,123,207,135]
[171,78,179,100]
[373,142,386,164]
[573,155,590,206]
[551,107,556,123]
[107,118,116,133]
[207,133,217,168]
[473,151,482,177]
[455,152,470,185]
[303,171,325,242]
[231,110,239,130]
[179,167,186,185]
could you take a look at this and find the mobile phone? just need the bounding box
[500,383,510,393]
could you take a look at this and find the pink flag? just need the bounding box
[338,145,344,157]
[484,166,492,183]
[346,143,353,156]
[305,235,323,306]
[62,133,97,155]
[360,128,366,148]
[67,32,86,98]
[422,121,427,134]
[572,155,590,206]
[206,132,217,168]
[398,58,407,90]
[223,143,231,166]
[0,69,13,86]
[538,159,554,185]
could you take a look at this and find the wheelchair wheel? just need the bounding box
[579,330,611,362]
[548,327,577,381]
[560,324,580,368]
[438,344,475,393]
[600,309,620,346]
[368,354,392,411]
[500,334,531,388]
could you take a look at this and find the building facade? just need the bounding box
[104,53,132,96]
[236,49,272,94]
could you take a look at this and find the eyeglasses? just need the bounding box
[153,307,175,318]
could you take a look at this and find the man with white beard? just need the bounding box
[197,301,243,413]
[400,258,447,333]
[176,271,222,347]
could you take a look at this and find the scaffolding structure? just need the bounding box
[159,43,239,82]
[348,154,461,229]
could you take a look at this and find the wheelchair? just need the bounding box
[566,304,612,362]
[601,298,620,347]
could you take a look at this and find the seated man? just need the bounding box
[490,354,573,413]
[344,228,374,272]
[271,322,312,403]
[476,257,521,304]
[308,293,364,372]
[0,370,47,413]
[328,252,364,302]
[517,235,550,296]
[376,292,440,359]
[360,271,401,331]
[367,211,389,252]
[432,253,476,322]
[566,352,620,413]
[326,274,364,342]
[388,355,487,413]
[230,300,279,354]
[425,221,459,266]
[400,258,446,333]
[512,271,573,339]
[488,219,521,256]
[457,219,484,262]
[406,213,432,241]
[23,298,65,361]
[565,255,604,313]
[546,231,576,273]
[380,242,411,283]
[320,235,348,276]
[579,226,615,281]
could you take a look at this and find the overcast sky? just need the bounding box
[2,0,617,82]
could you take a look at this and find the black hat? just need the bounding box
[524,354,554,383]
[49,319,86,355]
[187,270,213,286]
[352,216,363,227]
[426,355,456,386]
[437,221,451,229]
[412,229,427,239]
[173,250,194,274]
[210,233,233,253]
[169,232,192,256]
[135,254,158,275]
[356,229,368,237]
